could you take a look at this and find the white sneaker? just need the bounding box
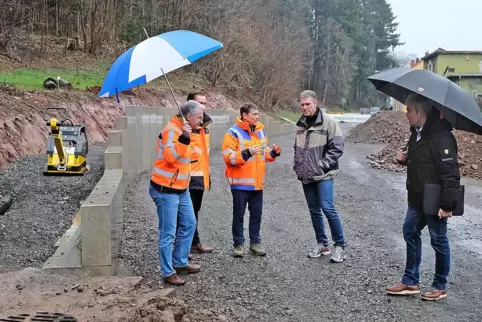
[330,246,347,263]
[308,244,331,258]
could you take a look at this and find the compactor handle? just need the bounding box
[43,107,68,123]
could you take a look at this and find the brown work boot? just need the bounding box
[163,274,185,286]
[385,283,421,295]
[421,289,447,301]
[192,243,214,253]
[173,263,201,275]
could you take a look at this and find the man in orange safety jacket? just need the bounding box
[222,102,281,257]
[149,100,205,287]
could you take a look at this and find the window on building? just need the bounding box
[448,68,455,73]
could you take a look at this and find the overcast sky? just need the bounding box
[387,0,482,57]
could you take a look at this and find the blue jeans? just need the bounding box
[302,179,345,247]
[402,206,450,290]
[231,189,263,247]
[149,185,196,278]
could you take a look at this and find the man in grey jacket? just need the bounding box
[293,90,347,263]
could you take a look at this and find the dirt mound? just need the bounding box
[120,297,230,322]
[348,111,482,179]
[346,111,408,144]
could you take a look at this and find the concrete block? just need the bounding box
[81,203,113,267]
[115,116,128,130]
[81,265,116,276]
[229,111,239,123]
[264,119,273,137]
[121,129,129,176]
[43,218,82,271]
[107,130,123,147]
[105,146,123,169]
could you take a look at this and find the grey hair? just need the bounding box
[405,94,432,115]
[300,90,317,101]
[178,100,202,117]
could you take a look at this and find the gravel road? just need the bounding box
[0,145,105,273]
[119,124,482,322]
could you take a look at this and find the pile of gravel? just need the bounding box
[0,145,105,273]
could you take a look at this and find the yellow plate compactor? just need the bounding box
[43,107,89,176]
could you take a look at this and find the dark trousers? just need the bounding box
[231,189,263,247]
[176,189,204,246]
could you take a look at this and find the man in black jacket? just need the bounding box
[385,93,461,301]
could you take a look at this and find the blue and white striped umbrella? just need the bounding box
[98,30,223,98]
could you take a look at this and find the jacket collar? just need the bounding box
[235,116,264,133]
[202,111,213,127]
[296,108,323,129]
[170,115,184,128]
[409,110,453,139]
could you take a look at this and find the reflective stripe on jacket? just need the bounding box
[189,124,211,190]
[151,116,192,191]
[222,117,277,191]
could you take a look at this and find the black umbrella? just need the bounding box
[368,67,482,135]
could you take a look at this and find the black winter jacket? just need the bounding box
[400,112,461,211]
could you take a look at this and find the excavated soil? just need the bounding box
[0,268,229,321]
[346,111,482,178]
[0,85,239,169]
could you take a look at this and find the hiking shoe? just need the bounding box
[330,246,347,263]
[163,274,185,286]
[421,289,447,301]
[308,244,331,258]
[385,283,421,295]
[249,243,266,256]
[233,245,244,257]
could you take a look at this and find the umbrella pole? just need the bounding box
[141,28,185,120]
[161,67,184,120]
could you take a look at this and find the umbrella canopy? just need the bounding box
[368,67,482,135]
[98,30,223,98]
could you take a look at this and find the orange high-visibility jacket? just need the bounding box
[189,114,212,190]
[150,116,192,192]
[222,117,278,191]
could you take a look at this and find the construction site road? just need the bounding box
[119,124,482,322]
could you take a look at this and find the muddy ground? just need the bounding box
[0,268,227,321]
[120,124,482,322]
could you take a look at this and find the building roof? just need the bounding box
[422,48,482,61]
[446,74,482,79]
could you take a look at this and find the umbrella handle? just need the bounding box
[161,67,185,121]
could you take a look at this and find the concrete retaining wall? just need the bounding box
[43,106,296,276]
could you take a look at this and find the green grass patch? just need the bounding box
[277,110,300,123]
[0,61,111,90]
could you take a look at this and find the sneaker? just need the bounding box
[308,244,331,258]
[385,283,421,295]
[249,243,266,256]
[330,246,347,263]
[421,289,447,301]
[233,245,244,257]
